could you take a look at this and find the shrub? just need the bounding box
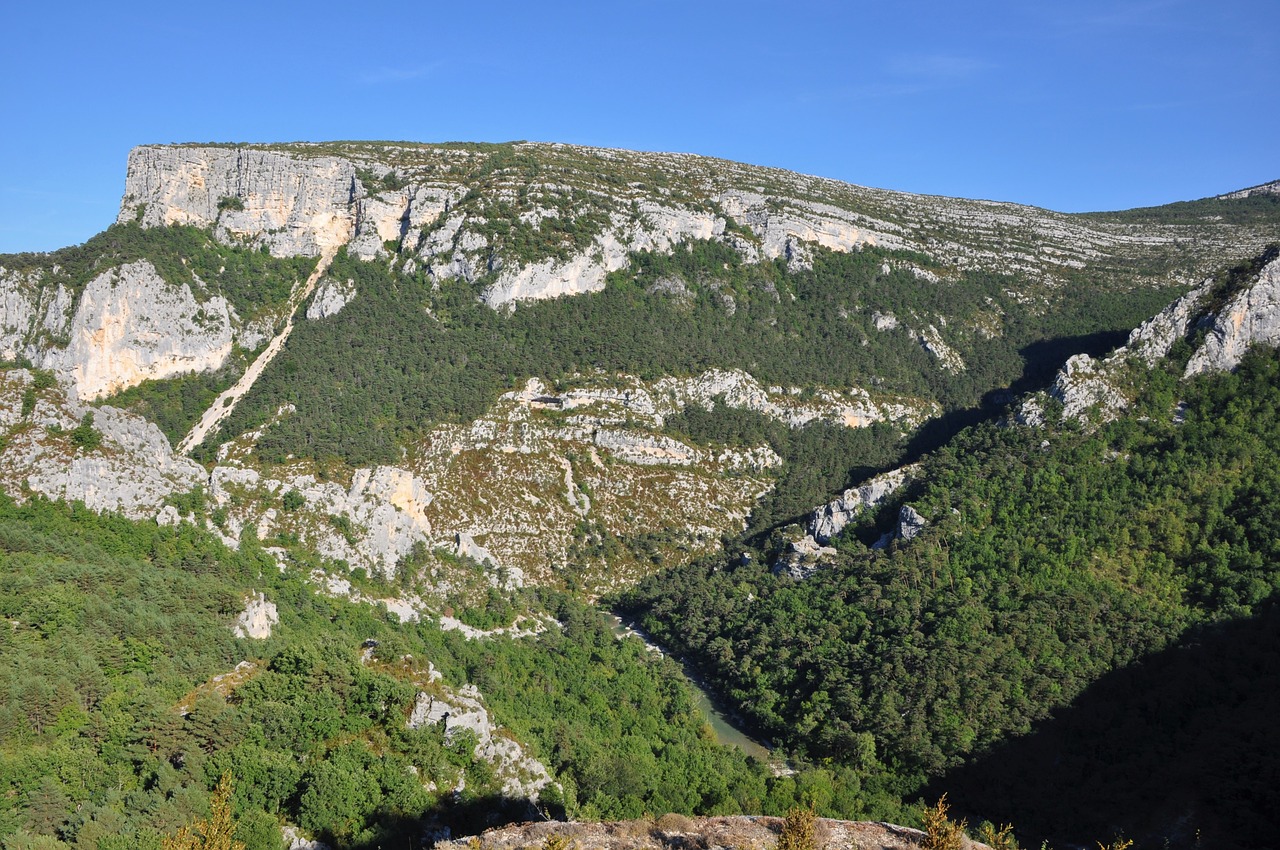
[921,794,966,850]
[777,805,818,850]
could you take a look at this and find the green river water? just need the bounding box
[604,613,772,762]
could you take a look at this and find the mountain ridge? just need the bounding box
[2,142,1280,849]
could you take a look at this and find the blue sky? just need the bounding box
[1,0,1276,253]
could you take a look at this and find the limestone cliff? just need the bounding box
[111,141,1276,312]
[54,260,233,400]
[1018,248,1280,427]
[119,146,359,257]
[0,369,205,517]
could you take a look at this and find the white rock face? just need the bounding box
[1018,253,1280,428]
[916,324,965,373]
[282,825,329,850]
[1049,354,1129,423]
[233,592,279,639]
[306,276,356,320]
[0,371,206,517]
[718,190,906,259]
[809,465,917,543]
[49,261,233,401]
[1185,254,1280,376]
[1217,179,1280,200]
[350,184,457,261]
[408,685,554,800]
[479,206,725,306]
[896,505,928,541]
[1125,277,1217,366]
[773,464,917,578]
[0,268,73,362]
[119,146,357,257]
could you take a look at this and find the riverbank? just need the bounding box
[602,611,782,767]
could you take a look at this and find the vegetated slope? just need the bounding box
[935,602,1280,850]
[621,246,1280,848]
[210,236,1185,469]
[0,494,886,850]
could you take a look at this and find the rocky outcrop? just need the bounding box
[1018,252,1280,428]
[0,267,72,363]
[810,465,917,543]
[1047,353,1130,423]
[1185,253,1280,376]
[435,815,984,850]
[0,370,206,517]
[774,534,839,580]
[1217,179,1280,200]
[896,505,928,541]
[2,260,236,402]
[408,685,554,800]
[479,206,726,306]
[774,465,917,578]
[232,592,279,639]
[917,324,966,372]
[306,275,356,320]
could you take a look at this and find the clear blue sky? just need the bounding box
[2,0,1276,253]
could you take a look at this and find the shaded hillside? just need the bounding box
[935,604,1280,850]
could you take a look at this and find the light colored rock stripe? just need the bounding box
[177,250,335,455]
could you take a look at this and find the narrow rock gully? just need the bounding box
[177,249,337,455]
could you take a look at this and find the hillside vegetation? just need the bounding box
[3,141,1280,849]
[623,326,1280,848]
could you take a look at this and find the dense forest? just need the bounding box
[622,344,1280,848]
[0,493,909,850]
[190,239,1181,467]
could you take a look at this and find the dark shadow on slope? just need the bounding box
[893,332,1131,471]
[928,603,1280,850]
[343,793,554,849]
[737,330,1134,549]
[1007,329,1131,397]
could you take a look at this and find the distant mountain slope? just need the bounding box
[2,142,1276,594]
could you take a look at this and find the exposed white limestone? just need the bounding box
[408,685,554,799]
[1018,253,1280,428]
[896,505,928,541]
[0,370,205,517]
[810,465,918,543]
[233,592,279,639]
[916,324,965,373]
[306,276,356,320]
[774,464,918,578]
[119,146,357,257]
[46,261,233,401]
[1185,254,1280,376]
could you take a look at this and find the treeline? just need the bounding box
[622,347,1280,836]
[0,223,314,321]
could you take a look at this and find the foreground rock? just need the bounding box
[436,815,990,850]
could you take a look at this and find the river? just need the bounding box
[603,612,773,763]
